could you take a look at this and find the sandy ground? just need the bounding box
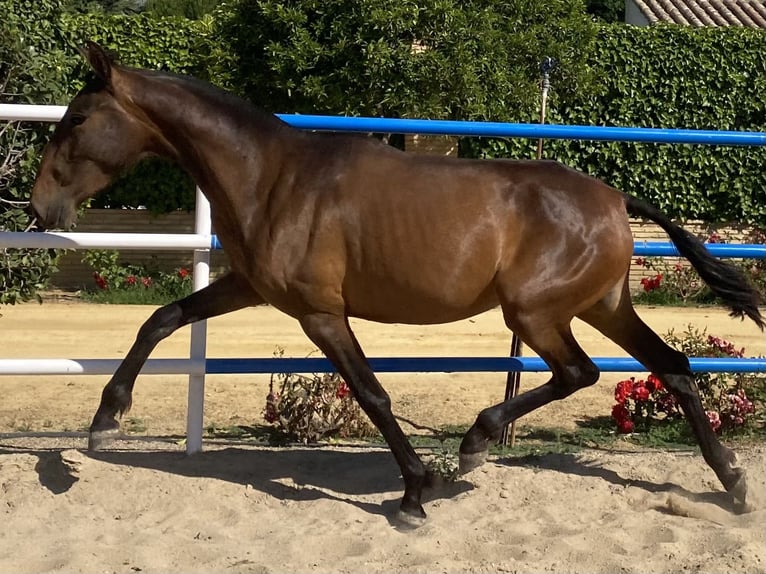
[1,301,765,573]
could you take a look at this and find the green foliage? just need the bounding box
[144,0,222,19]
[208,0,597,119]
[585,0,624,22]
[467,25,766,223]
[81,249,192,304]
[65,0,144,13]
[665,326,764,434]
[0,0,70,304]
[87,158,196,212]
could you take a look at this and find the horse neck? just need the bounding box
[119,68,288,200]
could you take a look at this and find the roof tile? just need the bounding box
[633,0,766,28]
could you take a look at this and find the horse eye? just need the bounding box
[70,114,86,126]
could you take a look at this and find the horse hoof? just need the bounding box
[88,428,120,451]
[458,450,487,475]
[729,471,750,513]
[395,508,427,530]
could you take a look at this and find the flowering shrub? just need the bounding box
[740,227,766,298]
[633,227,766,304]
[611,326,764,436]
[634,256,708,302]
[264,348,377,443]
[612,374,681,433]
[638,270,663,293]
[82,249,192,303]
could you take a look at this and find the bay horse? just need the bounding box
[30,42,763,526]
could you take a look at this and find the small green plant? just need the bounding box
[425,450,459,483]
[611,325,764,438]
[264,347,377,443]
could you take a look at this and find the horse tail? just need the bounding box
[624,194,764,330]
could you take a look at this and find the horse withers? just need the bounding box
[29,42,764,526]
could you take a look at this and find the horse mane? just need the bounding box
[139,68,286,128]
[79,64,287,132]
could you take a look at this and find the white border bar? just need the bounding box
[0,358,205,375]
[0,104,67,122]
[0,231,211,250]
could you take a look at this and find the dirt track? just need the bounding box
[1,301,765,573]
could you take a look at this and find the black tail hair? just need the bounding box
[625,194,764,330]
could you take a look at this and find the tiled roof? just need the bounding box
[633,0,766,27]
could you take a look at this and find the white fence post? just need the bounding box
[186,187,211,454]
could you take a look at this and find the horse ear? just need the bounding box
[78,41,114,83]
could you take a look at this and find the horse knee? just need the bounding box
[661,373,699,399]
[553,362,600,399]
[138,303,183,343]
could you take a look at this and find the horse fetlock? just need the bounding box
[87,427,120,451]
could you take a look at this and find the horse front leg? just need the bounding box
[88,272,262,450]
[299,312,428,527]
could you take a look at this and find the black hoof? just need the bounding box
[88,427,120,451]
[458,450,487,475]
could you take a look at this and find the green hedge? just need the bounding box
[466,24,766,224]
[9,8,766,223]
[206,0,597,120]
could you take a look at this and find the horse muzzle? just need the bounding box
[28,195,77,231]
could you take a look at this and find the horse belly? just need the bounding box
[341,266,501,325]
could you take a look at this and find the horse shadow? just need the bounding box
[495,450,739,513]
[4,439,740,520]
[5,440,472,525]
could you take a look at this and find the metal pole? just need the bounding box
[502,56,556,448]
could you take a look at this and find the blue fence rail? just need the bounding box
[206,357,766,375]
[278,115,766,146]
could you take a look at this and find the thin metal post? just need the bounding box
[186,187,211,454]
[502,56,556,448]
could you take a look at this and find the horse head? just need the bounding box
[30,42,161,230]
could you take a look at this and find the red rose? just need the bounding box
[706,411,721,432]
[631,383,650,402]
[612,403,630,422]
[94,273,107,290]
[614,379,634,404]
[178,268,189,279]
[125,275,137,286]
[645,374,663,393]
[141,276,152,288]
[336,381,351,399]
[616,418,634,434]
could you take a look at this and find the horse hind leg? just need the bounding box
[459,312,600,473]
[578,285,748,510]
